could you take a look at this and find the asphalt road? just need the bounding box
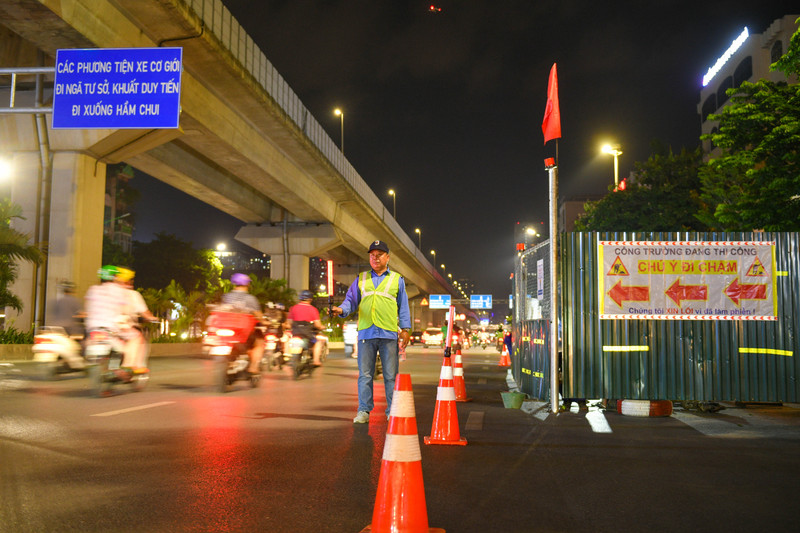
[2,346,799,532]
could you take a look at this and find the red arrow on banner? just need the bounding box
[665,279,708,306]
[608,280,650,307]
[724,278,767,306]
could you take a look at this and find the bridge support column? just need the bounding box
[235,223,343,293]
[7,151,105,328]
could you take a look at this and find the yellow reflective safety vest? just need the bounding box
[357,270,400,332]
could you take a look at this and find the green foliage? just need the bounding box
[132,233,219,292]
[247,275,297,308]
[0,199,43,313]
[699,24,800,231]
[102,238,133,267]
[575,144,707,232]
[0,324,34,344]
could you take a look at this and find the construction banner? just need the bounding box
[598,241,777,321]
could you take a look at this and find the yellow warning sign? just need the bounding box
[607,256,629,276]
[746,257,766,276]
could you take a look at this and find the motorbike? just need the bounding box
[204,307,264,392]
[84,327,149,397]
[32,326,88,380]
[288,336,314,379]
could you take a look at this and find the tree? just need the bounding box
[132,233,219,293]
[575,144,707,232]
[699,24,800,231]
[0,199,43,312]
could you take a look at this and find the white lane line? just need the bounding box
[585,410,613,433]
[91,401,175,417]
[465,411,484,431]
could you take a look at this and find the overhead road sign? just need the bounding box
[52,47,182,129]
[429,294,451,309]
[470,295,492,309]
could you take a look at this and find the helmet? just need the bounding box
[98,265,119,281]
[299,290,313,301]
[231,273,251,286]
[116,267,135,283]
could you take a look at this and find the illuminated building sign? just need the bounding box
[702,28,749,87]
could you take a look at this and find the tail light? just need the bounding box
[216,329,235,337]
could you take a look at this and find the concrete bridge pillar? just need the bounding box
[235,222,343,293]
[7,149,105,328]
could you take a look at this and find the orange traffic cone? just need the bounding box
[424,356,467,446]
[453,349,471,402]
[361,374,445,533]
[498,344,511,367]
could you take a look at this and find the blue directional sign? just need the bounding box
[429,294,451,309]
[470,294,492,309]
[52,47,183,129]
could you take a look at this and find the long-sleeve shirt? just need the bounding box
[338,269,411,341]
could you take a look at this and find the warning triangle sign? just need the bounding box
[745,257,767,277]
[607,257,629,276]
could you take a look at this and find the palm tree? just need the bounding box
[0,199,43,313]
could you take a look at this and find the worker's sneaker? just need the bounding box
[353,411,369,424]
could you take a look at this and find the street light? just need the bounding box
[601,143,623,187]
[0,156,12,182]
[388,189,396,218]
[333,108,344,153]
[430,249,436,266]
[415,228,421,249]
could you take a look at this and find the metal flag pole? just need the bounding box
[546,159,559,414]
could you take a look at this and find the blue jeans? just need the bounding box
[357,338,399,415]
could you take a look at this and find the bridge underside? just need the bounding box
[1,0,446,328]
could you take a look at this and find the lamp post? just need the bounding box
[415,228,421,250]
[430,249,436,266]
[333,108,344,153]
[388,189,396,218]
[601,143,623,188]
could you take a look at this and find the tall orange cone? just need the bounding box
[361,374,445,533]
[424,356,467,446]
[453,349,472,402]
[498,343,511,367]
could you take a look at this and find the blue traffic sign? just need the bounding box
[53,47,183,129]
[429,294,451,309]
[470,294,492,309]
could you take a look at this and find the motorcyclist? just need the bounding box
[285,290,324,366]
[114,267,157,369]
[84,265,128,336]
[48,281,85,338]
[221,273,264,375]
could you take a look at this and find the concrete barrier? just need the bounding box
[0,342,204,361]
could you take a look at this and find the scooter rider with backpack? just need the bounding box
[285,290,325,366]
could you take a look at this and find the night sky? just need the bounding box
[133,1,799,297]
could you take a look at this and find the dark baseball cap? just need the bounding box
[368,240,390,253]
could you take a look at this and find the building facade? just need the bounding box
[698,15,799,157]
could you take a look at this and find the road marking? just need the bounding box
[585,410,613,433]
[91,401,175,417]
[465,411,484,431]
[477,378,487,384]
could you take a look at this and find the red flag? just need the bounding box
[542,63,561,145]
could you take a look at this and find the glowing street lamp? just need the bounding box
[333,108,344,153]
[388,189,396,218]
[430,249,436,266]
[601,143,623,187]
[0,156,12,182]
[415,228,421,249]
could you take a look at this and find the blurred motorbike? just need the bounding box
[85,327,149,397]
[32,326,87,380]
[204,306,264,392]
